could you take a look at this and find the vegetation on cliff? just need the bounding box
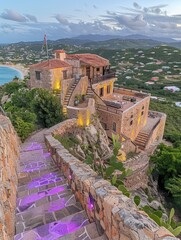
[151,144,181,209]
[0,81,64,141]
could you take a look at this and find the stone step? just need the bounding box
[20,142,47,152]
[16,187,72,213]
[17,178,67,198]
[135,136,148,141]
[16,200,82,234]
[138,146,145,150]
[19,160,56,173]
[16,194,77,223]
[19,149,51,164]
[14,210,89,240]
[57,222,102,240]
[137,132,149,137]
[134,141,146,147]
[18,169,63,187]
[134,139,147,145]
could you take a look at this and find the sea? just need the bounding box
[0,66,22,86]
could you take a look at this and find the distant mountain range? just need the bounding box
[73,34,179,43]
[1,34,181,49]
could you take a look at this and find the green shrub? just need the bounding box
[32,89,64,128]
[13,117,36,141]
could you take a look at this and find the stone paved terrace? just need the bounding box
[14,130,107,240]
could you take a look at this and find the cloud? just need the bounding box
[93,5,98,9]
[26,14,38,23]
[0,9,38,23]
[102,3,181,38]
[133,2,141,10]
[1,9,27,22]
[54,15,69,25]
[104,13,147,30]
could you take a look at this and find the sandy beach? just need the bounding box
[0,64,29,79]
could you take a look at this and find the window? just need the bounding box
[131,114,133,118]
[102,122,107,130]
[100,87,104,97]
[113,122,116,132]
[141,111,144,116]
[35,71,41,80]
[130,120,133,126]
[96,67,100,71]
[62,70,67,79]
[142,106,145,110]
[107,85,111,94]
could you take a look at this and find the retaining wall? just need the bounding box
[0,115,20,240]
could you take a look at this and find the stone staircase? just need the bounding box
[134,131,149,150]
[86,86,94,98]
[63,79,79,114]
[14,130,107,240]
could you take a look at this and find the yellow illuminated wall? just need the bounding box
[52,68,62,90]
[77,109,91,127]
[93,79,115,97]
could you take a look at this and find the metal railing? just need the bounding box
[91,72,116,84]
[96,103,123,115]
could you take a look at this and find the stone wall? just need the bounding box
[28,68,52,89]
[44,119,178,240]
[0,115,20,240]
[92,79,115,97]
[121,96,150,141]
[123,152,149,190]
[67,98,96,126]
[146,112,166,150]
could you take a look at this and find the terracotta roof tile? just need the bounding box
[66,54,109,67]
[30,59,71,69]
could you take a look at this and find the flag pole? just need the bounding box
[44,34,49,61]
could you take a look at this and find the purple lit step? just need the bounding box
[18,169,63,187]
[57,222,103,240]
[27,172,64,189]
[17,189,72,213]
[20,160,55,173]
[14,211,89,240]
[17,179,67,198]
[16,201,83,234]
[21,142,45,152]
[17,184,69,212]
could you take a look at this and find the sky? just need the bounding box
[0,0,181,43]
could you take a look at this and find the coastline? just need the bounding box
[0,64,29,79]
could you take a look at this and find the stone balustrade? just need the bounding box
[44,119,178,240]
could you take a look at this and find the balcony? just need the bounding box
[91,72,116,84]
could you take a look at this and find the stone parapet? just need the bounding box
[0,115,20,240]
[44,119,178,240]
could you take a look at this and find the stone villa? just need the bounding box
[29,50,166,152]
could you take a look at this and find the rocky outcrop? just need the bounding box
[0,115,20,240]
[73,117,111,161]
[51,116,111,162]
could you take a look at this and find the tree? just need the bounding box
[166,176,181,199]
[32,89,64,128]
[3,81,25,95]
[151,144,181,182]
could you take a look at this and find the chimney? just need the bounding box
[54,50,66,61]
